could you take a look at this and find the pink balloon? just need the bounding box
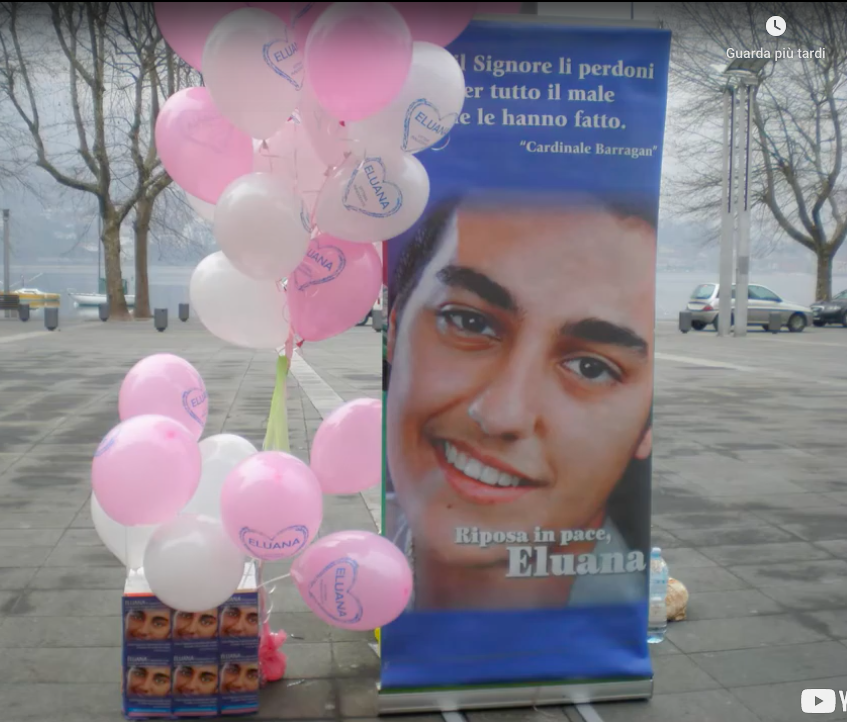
[119,354,208,441]
[246,1,291,19]
[154,2,247,70]
[392,3,476,46]
[92,415,202,527]
[305,2,413,121]
[289,235,382,341]
[221,451,323,561]
[310,399,382,494]
[291,531,412,630]
[290,2,332,49]
[156,87,254,204]
[477,2,521,13]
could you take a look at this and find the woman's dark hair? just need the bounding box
[383,194,656,557]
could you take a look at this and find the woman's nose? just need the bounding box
[469,354,540,440]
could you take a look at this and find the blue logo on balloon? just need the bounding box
[342,158,403,219]
[309,557,363,624]
[263,32,303,91]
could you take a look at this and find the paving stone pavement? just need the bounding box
[0,317,846,721]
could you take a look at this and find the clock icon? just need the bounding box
[766,16,786,37]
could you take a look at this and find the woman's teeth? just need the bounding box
[443,441,524,488]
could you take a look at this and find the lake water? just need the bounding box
[7,265,847,323]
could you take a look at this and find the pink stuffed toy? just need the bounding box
[259,623,288,683]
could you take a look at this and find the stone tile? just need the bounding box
[672,526,800,547]
[728,560,847,590]
[27,566,127,591]
[0,529,63,547]
[0,512,76,530]
[268,579,312,614]
[333,641,380,678]
[649,637,683,656]
[9,589,122,617]
[269,610,365,643]
[760,582,847,611]
[0,615,122,648]
[281,643,333,679]
[662,548,718,568]
[690,641,847,687]
[730,677,847,722]
[58,528,104,546]
[335,677,379,719]
[685,590,784,621]
[0,683,120,722]
[597,690,761,722]
[651,655,721,695]
[0,647,121,683]
[804,610,847,639]
[42,545,121,568]
[256,679,336,719]
[0,592,21,615]
[0,547,52,568]
[666,565,750,592]
[666,615,828,653]
[815,540,847,558]
[753,508,847,542]
[651,511,769,531]
[700,542,832,567]
[0,568,36,591]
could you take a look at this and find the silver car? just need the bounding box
[685,283,813,332]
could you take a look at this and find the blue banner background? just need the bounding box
[382,18,670,691]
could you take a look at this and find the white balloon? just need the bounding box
[214,172,310,281]
[187,193,216,223]
[298,83,359,168]
[347,42,465,155]
[202,8,303,140]
[315,152,430,243]
[91,495,156,570]
[182,434,258,520]
[190,251,291,349]
[144,514,246,612]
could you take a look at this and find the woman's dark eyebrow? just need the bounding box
[561,318,648,355]
[435,265,519,312]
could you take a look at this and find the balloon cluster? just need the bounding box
[153,1,470,345]
[91,353,412,632]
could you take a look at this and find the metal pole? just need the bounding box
[734,82,752,337]
[3,210,10,320]
[718,87,735,337]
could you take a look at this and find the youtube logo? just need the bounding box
[802,689,836,714]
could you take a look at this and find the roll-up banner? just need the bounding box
[380,14,671,715]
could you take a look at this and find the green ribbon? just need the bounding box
[263,355,291,453]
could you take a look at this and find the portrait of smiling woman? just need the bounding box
[384,194,655,612]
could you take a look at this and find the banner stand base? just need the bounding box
[377,678,653,715]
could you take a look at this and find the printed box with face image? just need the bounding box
[218,570,260,717]
[122,563,260,719]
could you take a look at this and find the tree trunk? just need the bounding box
[103,219,130,319]
[815,249,833,302]
[133,196,152,319]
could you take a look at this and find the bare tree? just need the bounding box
[0,2,191,318]
[663,2,847,299]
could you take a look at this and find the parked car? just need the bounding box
[810,289,847,327]
[685,283,813,332]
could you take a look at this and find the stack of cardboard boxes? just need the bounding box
[122,563,261,719]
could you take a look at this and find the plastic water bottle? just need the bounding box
[648,547,668,643]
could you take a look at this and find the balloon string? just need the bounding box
[261,572,291,588]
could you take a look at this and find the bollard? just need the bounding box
[18,303,29,322]
[99,303,109,322]
[372,308,383,332]
[154,308,168,332]
[44,306,58,331]
[679,311,692,334]
[179,303,189,322]
[768,311,782,334]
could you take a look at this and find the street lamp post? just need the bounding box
[718,59,766,338]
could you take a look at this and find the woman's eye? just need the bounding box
[225,664,240,675]
[178,667,192,678]
[438,308,497,338]
[154,674,169,685]
[152,617,168,628]
[225,608,239,619]
[132,669,146,679]
[247,669,259,680]
[130,611,144,622]
[178,612,193,621]
[562,357,620,385]
[200,673,216,683]
[200,615,215,626]
[247,613,258,625]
